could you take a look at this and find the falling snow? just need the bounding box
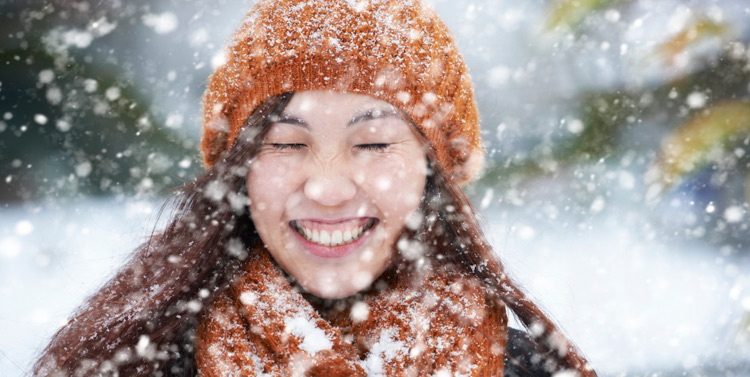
[75,161,93,177]
[142,12,179,35]
[687,92,708,109]
[33,114,48,125]
[724,206,745,223]
[14,220,33,236]
[2,0,750,376]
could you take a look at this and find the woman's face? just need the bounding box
[246,90,427,299]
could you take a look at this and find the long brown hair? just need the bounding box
[33,92,596,377]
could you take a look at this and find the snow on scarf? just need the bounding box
[195,248,507,376]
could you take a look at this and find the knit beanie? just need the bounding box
[201,0,484,184]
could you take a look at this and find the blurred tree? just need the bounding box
[478,1,749,251]
[544,0,626,32]
[0,0,200,203]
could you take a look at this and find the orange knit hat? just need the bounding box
[201,0,484,184]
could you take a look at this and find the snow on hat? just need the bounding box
[201,0,484,184]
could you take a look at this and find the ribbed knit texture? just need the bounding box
[201,0,484,184]
[195,248,507,376]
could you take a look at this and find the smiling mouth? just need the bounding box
[290,218,378,247]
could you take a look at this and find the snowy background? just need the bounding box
[2,0,750,376]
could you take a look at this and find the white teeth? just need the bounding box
[294,220,375,247]
[331,230,342,246]
[319,230,331,246]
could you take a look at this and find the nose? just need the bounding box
[303,167,357,207]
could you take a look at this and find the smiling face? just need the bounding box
[246,90,428,299]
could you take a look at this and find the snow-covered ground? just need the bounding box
[0,198,160,376]
[493,210,750,374]
[1,194,748,376]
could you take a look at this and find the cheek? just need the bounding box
[363,155,426,214]
[248,159,294,191]
[246,158,298,217]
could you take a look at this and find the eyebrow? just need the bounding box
[274,115,309,129]
[347,109,401,127]
[274,109,402,129]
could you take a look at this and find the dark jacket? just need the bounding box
[503,327,554,377]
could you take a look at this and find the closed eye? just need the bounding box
[356,143,391,151]
[269,143,306,150]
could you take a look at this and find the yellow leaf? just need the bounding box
[656,17,729,66]
[652,101,750,187]
[545,0,615,32]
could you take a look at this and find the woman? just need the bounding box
[34,0,597,376]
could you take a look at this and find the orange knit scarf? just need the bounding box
[196,249,507,376]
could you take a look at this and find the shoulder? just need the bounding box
[503,327,555,377]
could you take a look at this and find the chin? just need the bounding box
[301,271,377,299]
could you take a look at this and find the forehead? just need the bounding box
[283,90,398,118]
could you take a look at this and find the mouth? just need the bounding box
[290,218,378,248]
